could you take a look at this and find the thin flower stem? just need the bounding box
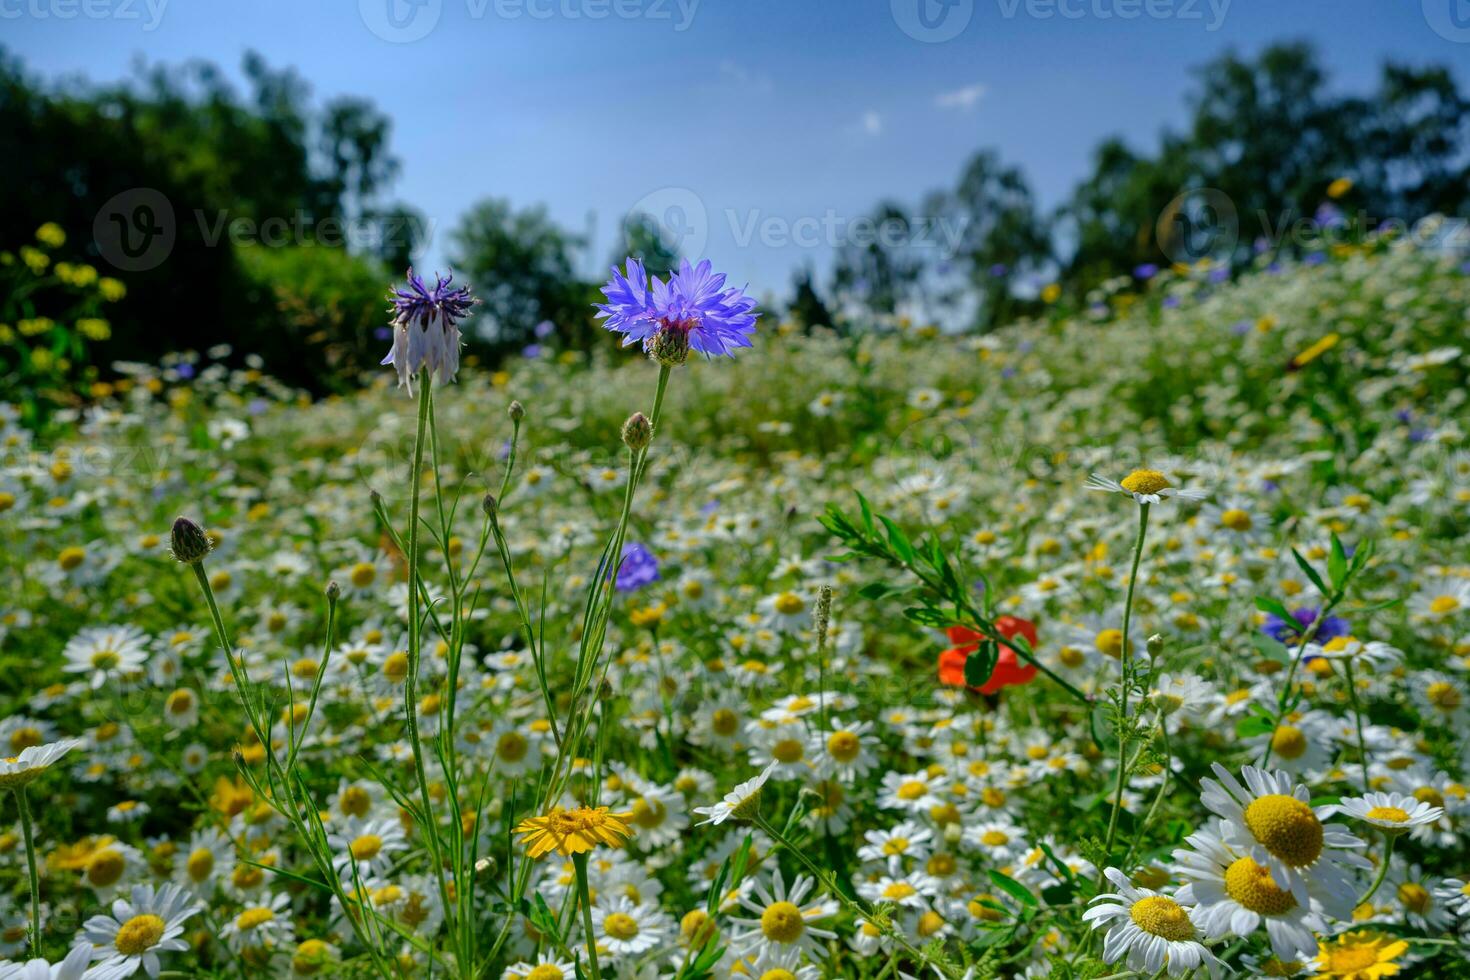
[401,370,458,969]
[1343,656,1371,792]
[1358,833,1395,905]
[15,788,40,957]
[1101,502,1150,870]
[572,852,602,979]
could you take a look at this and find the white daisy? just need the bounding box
[1086,469,1209,506]
[727,870,838,960]
[589,896,670,958]
[1172,824,1329,959]
[1333,791,1444,836]
[1199,764,1369,908]
[1082,868,1221,978]
[0,739,83,793]
[693,762,776,826]
[61,626,149,689]
[82,881,202,977]
[328,818,408,883]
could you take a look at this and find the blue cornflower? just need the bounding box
[615,542,660,593]
[382,269,477,391]
[595,258,758,364]
[1262,606,1350,644]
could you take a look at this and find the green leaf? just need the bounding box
[1254,595,1292,621]
[987,869,1038,907]
[1236,715,1273,738]
[879,515,914,563]
[1291,548,1330,597]
[1328,533,1348,590]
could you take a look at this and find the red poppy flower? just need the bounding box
[936,616,1039,694]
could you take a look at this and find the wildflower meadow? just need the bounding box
[1,216,1467,980]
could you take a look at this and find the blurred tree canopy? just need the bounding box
[833,41,1470,329]
[0,47,416,393]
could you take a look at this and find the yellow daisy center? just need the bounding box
[968,894,1003,922]
[1412,787,1443,808]
[772,738,804,764]
[349,834,383,861]
[1220,508,1253,532]
[1396,882,1430,915]
[114,913,166,956]
[759,971,797,980]
[1426,681,1461,711]
[896,780,927,801]
[827,731,861,762]
[773,592,804,616]
[8,728,42,752]
[882,882,917,901]
[711,709,739,736]
[981,830,1010,847]
[527,967,564,980]
[1270,725,1308,760]
[497,732,528,762]
[1429,595,1459,614]
[350,562,376,588]
[236,907,275,930]
[916,910,945,937]
[382,651,409,683]
[186,847,214,882]
[760,901,805,943]
[86,849,127,887]
[1120,470,1170,496]
[630,797,666,829]
[339,786,372,817]
[58,546,86,571]
[1128,895,1194,941]
[1094,629,1126,659]
[91,649,120,670]
[1243,794,1323,867]
[603,912,640,940]
[1224,857,1297,915]
[1366,806,1410,823]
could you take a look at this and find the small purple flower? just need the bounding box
[176,363,196,380]
[1162,296,1181,309]
[1305,253,1326,266]
[596,258,758,361]
[1230,320,1252,336]
[1263,606,1349,644]
[989,263,1009,278]
[533,319,555,339]
[1133,263,1158,280]
[522,344,543,359]
[1209,266,1230,284]
[381,269,477,391]
[615,542,660,592]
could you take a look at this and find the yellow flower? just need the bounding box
[629,603,667,629]
[1326,178,1353,200]
[514,806,633,859]
[98,277,127,302]
[1041,283,1062,304]
[1309,930,1407,979]
[1289,333,1340,370]
[35,223,66,248]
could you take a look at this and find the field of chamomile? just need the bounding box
[2,237,1469,980]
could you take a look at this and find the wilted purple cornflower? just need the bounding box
[1262,606,1350,644]
[382,269,478,392]
[596,258,758,364]
[615,542,660,592]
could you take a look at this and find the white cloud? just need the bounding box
[861,111,883,135]
[935,83,988,111]
[718,60,773,94]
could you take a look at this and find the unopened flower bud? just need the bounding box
[944,822,964,846]
[649,326,690,366]
[325,581,341,601]
[170,516,211,565]
[622,412,653,451]
[508,400,525,422]
[1146,633,1164,658]
[815,585,834,648]
[482,492,498,518]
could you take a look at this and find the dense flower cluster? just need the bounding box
[0,240,1466,977]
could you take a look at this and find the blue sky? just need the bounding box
[10,0,1469,297]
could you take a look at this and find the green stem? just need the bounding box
[1358,833,1395,905]
[1100,502,1150,870]
[1343,656,1371,792]
[572,852,602,979]
[15,788,40,956]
